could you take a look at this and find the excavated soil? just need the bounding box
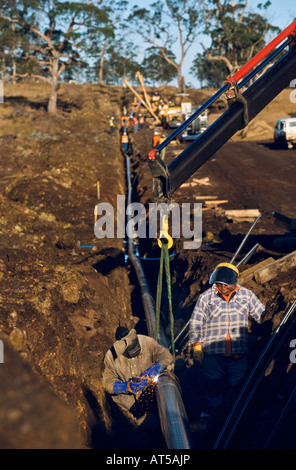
[0,82,295,450]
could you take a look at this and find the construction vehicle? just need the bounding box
[150,93,161,114]
[274,117,296,148]
[159,102,183,129]
[180,104,209,142]
[123,78,160,124]
[135,71,152,111]
[147,19,296,202]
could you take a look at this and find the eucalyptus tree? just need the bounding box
[128,0,202,92]
[141,47,177,86]
[195,0,279,82]
[0,0,110,113]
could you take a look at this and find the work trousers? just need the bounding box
[203,354,248,413]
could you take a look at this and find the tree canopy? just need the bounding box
[0,0,284,109]
[191,0,279,87]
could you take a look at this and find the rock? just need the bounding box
[9,328,27,352]
[39,212,56,223]
[61,281,81,304]
[203,231,215,243]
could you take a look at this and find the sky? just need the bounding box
[127,0,296,88]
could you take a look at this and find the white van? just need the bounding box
[274,118,296,149]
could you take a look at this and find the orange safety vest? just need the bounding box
[152,135,160,148]
[121,134,129,143]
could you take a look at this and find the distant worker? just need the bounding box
[132,116,138,133]
[139,114,144,130]
[109,116,115,134]
[159,134,166,161]
[152,131,160,148]
[121,131,129,154]
[102,327,174,428]
[189,262,265,417]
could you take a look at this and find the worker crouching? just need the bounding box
[102,327,174,429]
[189,263,265,416]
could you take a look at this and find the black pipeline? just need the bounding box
[149,44,296,202]
[125,155,192,450]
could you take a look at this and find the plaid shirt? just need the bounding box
[189,285,265,355]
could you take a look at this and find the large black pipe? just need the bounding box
[125,155,192,449]
[149,44,296,201]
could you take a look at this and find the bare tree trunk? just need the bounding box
[48,58,59,114]
[12,59,16,83]
[1,57,5,81]
[98,40,107,83]
[12,23,16,84]
[177,68,186,93]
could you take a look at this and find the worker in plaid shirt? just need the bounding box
[189,262,265,415]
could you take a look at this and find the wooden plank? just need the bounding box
[231,217,258,223]
[254,250,296,284]
[205,199,228,206]
[239,257,275,284]
[225,209,260,218]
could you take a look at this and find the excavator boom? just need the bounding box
[147,20,296,202]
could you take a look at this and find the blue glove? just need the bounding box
[113,377,148,395]
[142,362,163,379]
[113,381,128,395]
[126,377,148,393]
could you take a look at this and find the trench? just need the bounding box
[99,93,192,449]
[1,82,296,450]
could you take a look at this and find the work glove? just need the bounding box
[113,377,148,395]
[113,380,129,395]
[192,343,203,365]
[127,377,148,394]
[141,362,163,380]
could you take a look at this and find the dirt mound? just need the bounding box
[0,82,134,448]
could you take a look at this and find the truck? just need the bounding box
[159,103,183,129]
[274,117,296,149]
[180,105,208,143]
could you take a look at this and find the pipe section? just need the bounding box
[156,374,192,449]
